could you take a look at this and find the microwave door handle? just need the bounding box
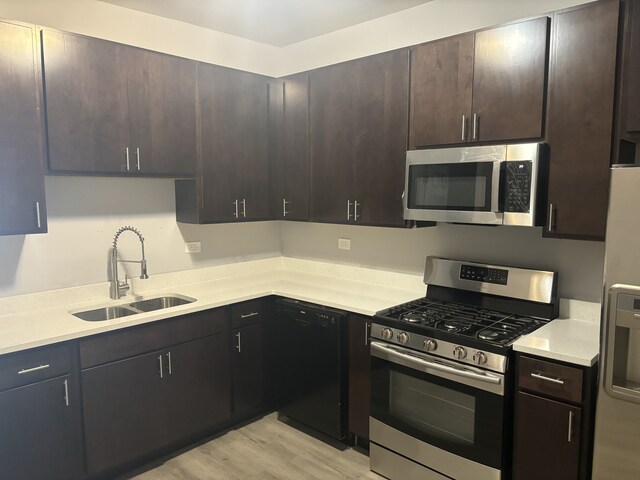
[370,341,502,388]
[492,161,502,213]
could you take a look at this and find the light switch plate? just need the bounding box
[185,241,201,254]
[338,238,351,250]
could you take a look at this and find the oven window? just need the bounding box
[390,370,476,445]
[408,162,493,211]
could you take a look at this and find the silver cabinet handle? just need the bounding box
[235,332,241,352]
[18,364,50,375]
[364,322,370,346]
[35,202,41,228]
[548,204,555,233]
[354,201,360,221]
[158,354,164,379]
[166,352,172,375]
[461,115,466,141]
[233,199,239,218]
[530,371,565,385]
[347,200,352,220]
[283,198,289,217]
[567,410,574,442]
[241,198,247,218]
[472,113,478,140]
[240,312,259,319]
[63,379,70,407]
[125,146,130,171]
[136,147,141,171]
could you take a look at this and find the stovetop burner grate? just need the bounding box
[382,297,546,346]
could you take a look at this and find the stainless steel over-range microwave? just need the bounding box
[403,143,548,226]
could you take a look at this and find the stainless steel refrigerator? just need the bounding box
[592,166,640,478]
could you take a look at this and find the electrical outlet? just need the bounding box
[338,238,351,250]
[184,241,201,254]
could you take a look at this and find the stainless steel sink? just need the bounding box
[73,305,140,322]
[71,294,196,321]
[128,295,195,312]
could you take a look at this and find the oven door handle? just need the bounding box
[370,341,504,394]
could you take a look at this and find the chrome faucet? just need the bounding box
[109,226,149,299]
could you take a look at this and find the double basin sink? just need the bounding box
[71,294,196,321]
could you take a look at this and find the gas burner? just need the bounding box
[402,313,424,323]
[442,319,465,332]
[478,329,500,340]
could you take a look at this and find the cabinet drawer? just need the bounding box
[518,355,583,404]
[231,299,262,328]
[79,308,228,369]
[0,343,72,392]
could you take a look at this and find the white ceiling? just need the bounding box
[98,0,435,47]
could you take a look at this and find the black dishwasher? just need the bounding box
[274,298,348,441]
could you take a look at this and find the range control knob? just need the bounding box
[453,346,467,360]
[397,332,410,344]
[423,338,438,352]
[473,351,488,365]
[381,328,393,340]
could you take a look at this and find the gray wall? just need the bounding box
[280,221,605,302]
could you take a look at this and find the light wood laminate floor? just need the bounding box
[125,413,385,480]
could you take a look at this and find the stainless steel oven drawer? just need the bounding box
[370,443,450,480]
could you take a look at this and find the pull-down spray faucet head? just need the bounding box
[110,226,149,299]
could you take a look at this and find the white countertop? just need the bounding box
[0,256,602,367]
[512,299,601,367]
[0,257,426,355]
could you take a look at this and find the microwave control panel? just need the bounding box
[504,161,532,213]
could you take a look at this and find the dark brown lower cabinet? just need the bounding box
[513,354,597,480]
[82,332,231,477]
[348,314,372,441]
[232,322,264,418]
[0,374,84,480]
[513,391,582,480]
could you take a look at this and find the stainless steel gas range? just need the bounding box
[369,256,558,480]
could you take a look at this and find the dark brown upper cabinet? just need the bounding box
[270,73,309,221]
[175,64,271,224]
[544,0,619,240]
[410,16,550,148]
[309,50,409,227]
[614,0,640,165]
[0,20,47,236]
[42,29,197,177]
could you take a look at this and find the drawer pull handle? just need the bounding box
[18,364,50,375]
[158,355,164,379]
[240,312,259,319]
[567,410,574,442]
[531,371,565,385]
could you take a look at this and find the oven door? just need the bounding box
[403,146,504,225]
[370,341,505,474]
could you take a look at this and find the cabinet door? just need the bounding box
[0,375,83,480]
[126,48,197,176]
[545,0,619,240]
[310,51,409,226]
[42,30,130,174]
[82,350,169,477]
[513,392,581,480]
[232,322,264,418]
[309,62,356,224]
[348,315,371,440]
[198,64,270,222]
[410,33,474,148]
[0,21,47,236]
[472,17,549,143]
[165,333,231,442]
[272,73,309,220]
[353,50,410,227]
